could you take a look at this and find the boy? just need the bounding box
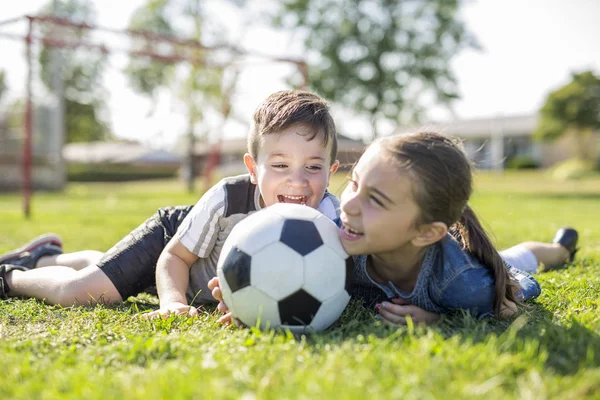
[0,90,340,317]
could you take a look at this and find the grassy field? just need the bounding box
[1,171,599,399]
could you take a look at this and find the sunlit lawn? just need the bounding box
[1,170,599,399]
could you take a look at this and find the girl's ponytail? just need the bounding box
[452,205,519,317]
[379,132,519,318]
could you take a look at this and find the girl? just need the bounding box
[210,131,551,326]
[337,131,540,325]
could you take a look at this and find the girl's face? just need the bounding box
[339,145,422,257]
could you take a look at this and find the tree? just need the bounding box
[124,0,244,190]
[535,71,600,162]
[0,70,6,103]
[272,0,478,140]
[38,0,111,143]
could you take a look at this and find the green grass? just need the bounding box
[1,171,599,399]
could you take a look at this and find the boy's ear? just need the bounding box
[243,153,258,184]
[328,160,340,182]
[411,222,448,248]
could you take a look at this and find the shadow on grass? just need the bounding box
[121,288,599,376]
[308,299,600,376]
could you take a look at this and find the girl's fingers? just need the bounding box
[390,297,411,305]
[378,302,415,317]
[377,306,407,325]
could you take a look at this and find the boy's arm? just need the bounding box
[143,238,199,319]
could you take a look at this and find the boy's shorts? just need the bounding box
[96,205,193,300]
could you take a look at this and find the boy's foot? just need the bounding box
[0,234,63,270]
[0,264,28,299]
[552,227,579,262]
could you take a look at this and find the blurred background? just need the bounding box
[0,0,598,202]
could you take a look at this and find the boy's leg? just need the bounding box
[0,206,192,306]
[37,251,105,270]
[0,234,63,269]
[5,265,122,306]
[1,234,102,271]
[96,206,192,298]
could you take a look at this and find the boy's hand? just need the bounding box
[141,302,199,319]
[208,277,229,313]
[376,297,440,326]
[207,277,232,325]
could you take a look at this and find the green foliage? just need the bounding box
[506,156,539,170]
[124,0,234,126]
[535,70,600,142]
[64,99,110,142]
[124,0,176,97]
[67,163,179,181]
[273,0,478,139]
[0,69,6,103]
[1,171,600,398]
[38,0,110,143]
[550,158,597,181]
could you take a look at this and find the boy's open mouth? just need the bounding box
[277,194,308,205]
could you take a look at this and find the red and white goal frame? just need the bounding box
[0,14,308,218]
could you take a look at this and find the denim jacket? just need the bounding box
[348,233,542,319]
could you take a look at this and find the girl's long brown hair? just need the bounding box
[378,132,518,317]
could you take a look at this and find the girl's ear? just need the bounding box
[411,222,448,248]
[243,153,258,184]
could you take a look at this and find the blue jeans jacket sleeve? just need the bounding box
[439,266,496,319]
[506,263,542,301]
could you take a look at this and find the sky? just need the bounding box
[0,0,599,147]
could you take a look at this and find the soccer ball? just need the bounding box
[216,203,353,333]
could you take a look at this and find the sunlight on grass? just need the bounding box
[1,170,599,399]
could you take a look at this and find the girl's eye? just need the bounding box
[307,165,323,171]
[370,195,384,207]
[272,164,287,169]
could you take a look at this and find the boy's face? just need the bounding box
[244,124,339,210]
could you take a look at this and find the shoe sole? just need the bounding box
[0,234,63,264]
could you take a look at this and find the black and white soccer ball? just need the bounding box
[216,203,353,333]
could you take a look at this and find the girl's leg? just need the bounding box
[37,251,104,270]
[499,244,539,274]
[518,242,570,270]
[6,265,123,306]
[500,243,569,273]
[500,227,578,273]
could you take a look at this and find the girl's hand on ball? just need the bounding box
[376,297,440,326]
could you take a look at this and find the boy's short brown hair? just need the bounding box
[247,90,338,165]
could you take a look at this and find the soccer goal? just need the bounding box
[0,14,308,218]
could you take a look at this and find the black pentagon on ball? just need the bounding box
[279,219,323,256]
[278,289,322,326]
[221,247,252,293]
